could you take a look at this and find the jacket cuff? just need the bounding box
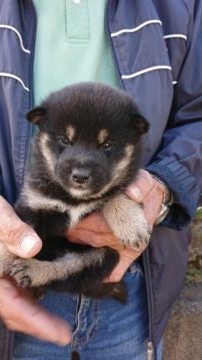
[146,158,200,230]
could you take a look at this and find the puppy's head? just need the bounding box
[27,82,149,200]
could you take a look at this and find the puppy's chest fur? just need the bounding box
[21,186,103,229]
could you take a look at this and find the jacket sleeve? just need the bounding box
[146,3,202,230]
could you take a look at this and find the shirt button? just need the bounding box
[73,0,81,4]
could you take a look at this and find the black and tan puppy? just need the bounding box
[0,82,150,301]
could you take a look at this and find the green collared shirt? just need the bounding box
[33,0,119,106]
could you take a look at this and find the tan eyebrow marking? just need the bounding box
[97,129,109,144]
[66,125,76,142]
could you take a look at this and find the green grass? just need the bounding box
[186,207,202,284]
[195,207,202,221]
[186,255,202,284]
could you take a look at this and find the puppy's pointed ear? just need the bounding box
[26,107,46,124]
[133,114,149,135]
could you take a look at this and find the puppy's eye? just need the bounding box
[101,142,114,151]
[58,138,72,146]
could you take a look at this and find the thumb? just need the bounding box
[125,169,154,202]
[0,196,42,258]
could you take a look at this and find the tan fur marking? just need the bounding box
[112,144,134,178]
[21,185,102,229]
[22,186,69,213]
[66,125,75,143]
[97,129,109,144]
[39,133,56,174]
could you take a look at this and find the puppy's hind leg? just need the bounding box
[0,241,18,277]
[8,247,118,290]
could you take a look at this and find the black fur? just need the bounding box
[15,82,149,302]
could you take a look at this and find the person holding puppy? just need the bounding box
[0,1,202,359]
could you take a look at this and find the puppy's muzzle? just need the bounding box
[70,167,91,186]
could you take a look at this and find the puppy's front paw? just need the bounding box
[102,194,151,252]
[9,259,32,288]
[122,219,151,251]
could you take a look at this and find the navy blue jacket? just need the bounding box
[0,0,202,358]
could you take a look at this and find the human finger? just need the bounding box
[125,169,157,202]
[0,196,42,258]
[0,278,72,346]
[125,170,164,226]
[104,246,145,283]
[68,211,146,282]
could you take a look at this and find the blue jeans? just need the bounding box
[13,263,162,360]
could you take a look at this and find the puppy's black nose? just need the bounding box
[71,167,91,185]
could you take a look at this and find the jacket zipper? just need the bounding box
[28,2,37,110]
[143,248,156,359]
[106,1,156,357]
[147,341,154,360]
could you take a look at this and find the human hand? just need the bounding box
[67,169,164,282]
[125,169,164,226]
[67,212,146,283]
[0,196,71,345]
